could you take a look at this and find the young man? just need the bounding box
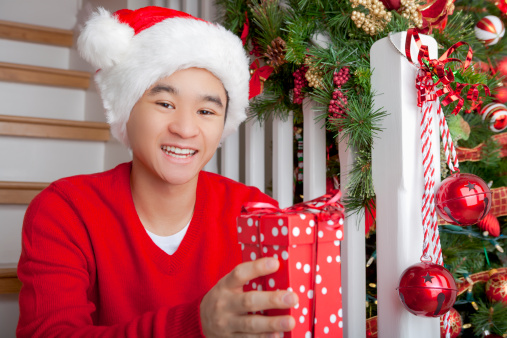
[17,6,298,337]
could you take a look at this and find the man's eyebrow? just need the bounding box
[201,94,224,108]
[147,85,178,96]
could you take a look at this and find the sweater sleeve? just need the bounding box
[17,184,204,338]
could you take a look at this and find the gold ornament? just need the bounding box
[349,0,392,36]
[399,0,423,29]
[304,56,324,90]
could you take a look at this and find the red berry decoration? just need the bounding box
[435,173,492,226]
[293,65,308,104]
[328,67,350,118]
[398,262,457,317]
[485,269,507,304]
[481,102,507,132]
[440,307,462,338]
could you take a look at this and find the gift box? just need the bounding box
[237,194,344,337]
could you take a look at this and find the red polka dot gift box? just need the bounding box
[237,192,345,337]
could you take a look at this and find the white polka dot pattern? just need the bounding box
[238,198,344,337]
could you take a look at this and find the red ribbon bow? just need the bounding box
[249,59,274,100]
[405,28,490,115]
[241,190,344,229]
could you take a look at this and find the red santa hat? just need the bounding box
[77,6,250,147]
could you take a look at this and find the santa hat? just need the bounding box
[77,6,250,148]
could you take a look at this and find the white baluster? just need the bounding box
[302,99,326,201]
[272,113,293,208]
[245,119,265,192]
[338,135,366,337]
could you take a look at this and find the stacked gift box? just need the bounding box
[237,194,345,337]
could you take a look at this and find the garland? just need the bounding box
[216,0,494,218]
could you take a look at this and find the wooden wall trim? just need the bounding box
[0,20,73,47]
[0,181,49,205]
[0,266,21,294]
[0,62,90,89]
[0,114,110,141]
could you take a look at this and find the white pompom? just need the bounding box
[77,7,134,69]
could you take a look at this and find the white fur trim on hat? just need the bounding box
[77,7,250,148]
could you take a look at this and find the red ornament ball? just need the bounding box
[497,57,507,77]
[440,307,462,338]
[379,0,400,10]
[436,173,492,226]
[398,262,457,317]
[475,15,505,46]
[494,87,507,104]
[477,213,501,237]
[486,270,507,304]
[481,102,507,132]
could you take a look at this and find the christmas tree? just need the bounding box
[216,0,507,336]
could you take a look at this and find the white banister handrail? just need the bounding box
[371,32,440,337]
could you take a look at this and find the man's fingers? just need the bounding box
[223,257,280,289]
[230,290,299,313]
[230,314,296,335]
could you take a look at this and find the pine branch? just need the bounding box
[471,300,507,336]
[250,0,285,51]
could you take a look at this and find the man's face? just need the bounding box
[126,67,226,187]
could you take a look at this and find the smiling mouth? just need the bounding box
[161,145,196,159]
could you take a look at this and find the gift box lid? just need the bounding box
[261,211,344,246]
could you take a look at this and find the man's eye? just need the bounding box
[157,102,174,109]
[199,110,214,115]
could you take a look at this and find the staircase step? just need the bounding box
[0,62,90,89]
[0,115,109,141]
[0,136,107,182]
[0,182,48,205]
[0,266,21,294]
[0,20,73,47]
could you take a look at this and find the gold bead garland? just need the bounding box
[350,0,392,36]
[304,56,325,90]
[399,0,423,28]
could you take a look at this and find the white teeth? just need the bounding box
[161,145,196,158]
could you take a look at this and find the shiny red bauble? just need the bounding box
[485,270,507,304]
[440,307,462,338]
[494,87,507,104]
[436,173,492,226]
[398,262,457,317]
[379,0,400,10]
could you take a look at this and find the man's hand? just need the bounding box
[200,257,298,337]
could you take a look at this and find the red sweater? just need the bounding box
[17,162,276,337]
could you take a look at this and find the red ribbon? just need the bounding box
[405,28,490,115]
[249,59,274,100]
[241,190,344,229]
[240,11,249,46]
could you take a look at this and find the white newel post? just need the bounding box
[272,113,294,208]
[302,99,326,201]
[371,32,441,337]
[338,136,366,337]
[245,118,265,192]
